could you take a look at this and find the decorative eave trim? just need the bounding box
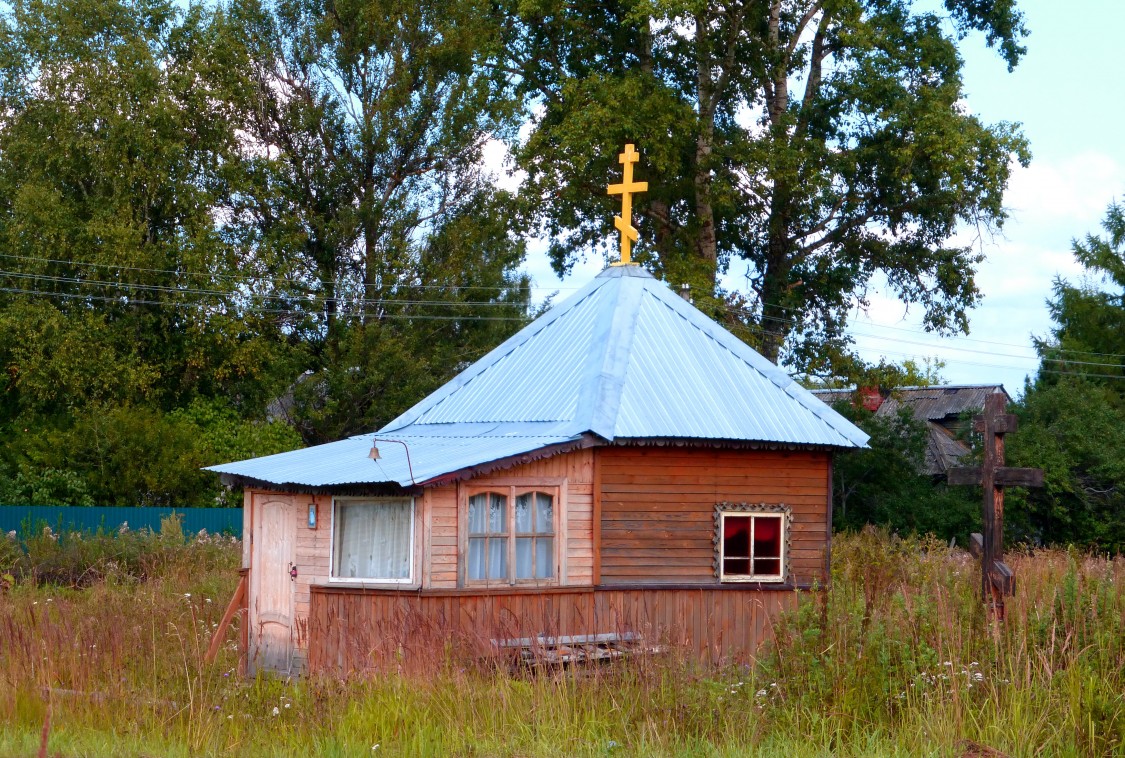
[417,434,604,487]
[216,474,418,498]
[611,437,844,452]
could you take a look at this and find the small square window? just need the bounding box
[714,504,789,583]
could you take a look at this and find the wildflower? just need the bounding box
[6,530,15,540]
[184,593,191,598]
[756,689,768,698]
[371,745,380,751]
[272,706,280,716]
[205,598,212,604]
[972,672,984,682]
[284,703,291,709]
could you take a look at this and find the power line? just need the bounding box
[6,258,1124,369]
[0,251,575,294]
[6,283,1123,382]
[0,286,532,321]
[0,269,533,309]
[5,250,1120,359]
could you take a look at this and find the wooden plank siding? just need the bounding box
[424,447,596,589]
[307,585,798,674]
[249,444,832,675]
[598,447,831,586]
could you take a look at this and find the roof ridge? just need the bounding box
[571,275,646,440]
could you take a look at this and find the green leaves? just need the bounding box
[0,0,531,502]
[507,0,1029,369]
[1008,196,1125,552]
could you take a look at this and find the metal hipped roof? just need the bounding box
[384,265,868,449]
[206,422,584,489]
[208,265,868,489]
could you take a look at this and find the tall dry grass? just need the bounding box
[0,528,1121,756]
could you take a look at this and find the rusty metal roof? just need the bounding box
[878,385,1009,422]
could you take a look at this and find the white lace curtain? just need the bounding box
[332,499,412,581]
[468,491,554,582]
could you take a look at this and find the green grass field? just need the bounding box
[0,527,1121,757]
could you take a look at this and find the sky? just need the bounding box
[512,1,1125,397]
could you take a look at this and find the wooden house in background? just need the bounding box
[812,385,1009,476]
[209,265,869,675]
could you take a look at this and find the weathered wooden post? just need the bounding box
[948,391,1043,620]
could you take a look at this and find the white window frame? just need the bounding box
[329,496,416,585]
[714,503,790,583]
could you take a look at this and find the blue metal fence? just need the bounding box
[0,506,243,537]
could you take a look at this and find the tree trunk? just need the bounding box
[693,13,718,277]
[757,0,793,365]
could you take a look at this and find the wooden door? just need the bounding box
[250,496,295,674]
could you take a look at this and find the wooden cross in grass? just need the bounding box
[948,391,1043,620]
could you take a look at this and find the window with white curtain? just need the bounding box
[331,497,414,583]
[467,487,556,585]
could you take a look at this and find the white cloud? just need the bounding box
[848,150,1125,393]
[516,150,1125,392]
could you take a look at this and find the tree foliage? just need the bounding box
[1007,197,1125,552]
[829,394,977,542]
[0,0,532,502]
[505,0,1029,371]
[219,0,532,442]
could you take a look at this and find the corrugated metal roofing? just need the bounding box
[207,422,583,488]
[879,385,1008,422]
[811,385,1008,422]
[209,265,868,488]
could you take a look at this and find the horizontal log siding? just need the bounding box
[307,585,798,674]
[423,448,595,589]
[598,447,830,586]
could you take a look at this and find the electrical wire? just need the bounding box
[0,251,577,294]
[4,260,1123,373]
[4,251,1120,360]
[0,286,532,321]
[0,269,529,308]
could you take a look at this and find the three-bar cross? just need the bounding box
[947,391,1043,620]
[607,144,648,265]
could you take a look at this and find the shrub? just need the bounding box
[3,514,238,587]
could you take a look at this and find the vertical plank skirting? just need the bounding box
[307,586,804,674]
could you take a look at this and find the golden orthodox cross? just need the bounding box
[948,391,1043,621]
[607,143,648,265]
